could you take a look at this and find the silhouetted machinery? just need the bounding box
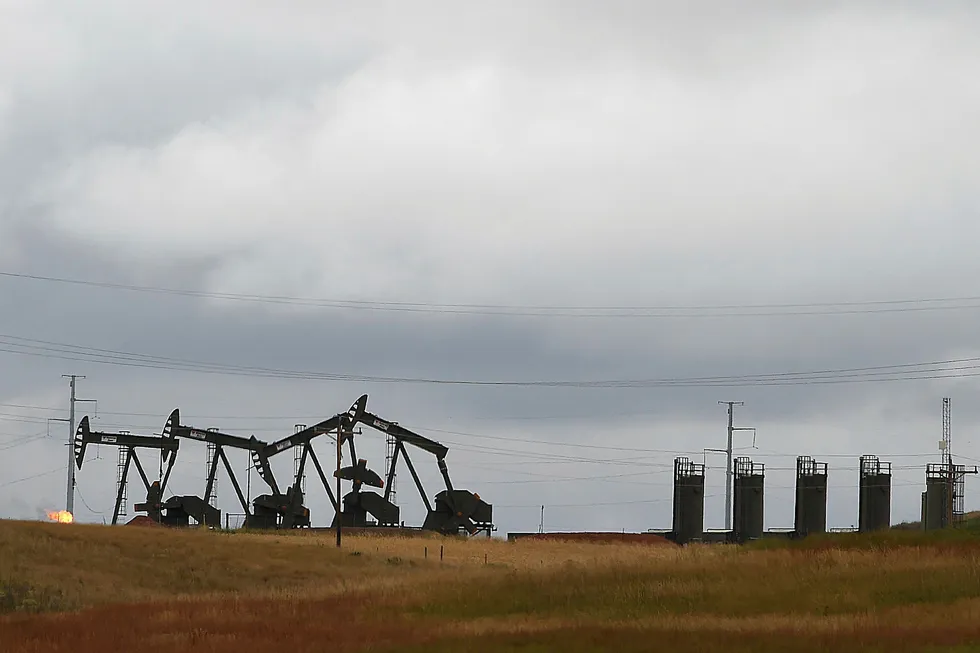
[73,415,180,525]
[335,457,399,526]
[347,394,494,536]
[250,398,368,529]
[162,409,279,528]
[79,408,305,529]
[251,394,493,534]
[328,394,402,529]
[75,394,492,535]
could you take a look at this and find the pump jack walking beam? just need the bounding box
[168,409,271,526]
[346,394,493,535]
[253,414,344,511]
[252,396,364,522]
[74,414,180,525]
[349,398,452,497]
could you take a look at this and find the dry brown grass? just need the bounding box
[4,519,980,652]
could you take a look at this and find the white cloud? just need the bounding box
[23,3,980,310]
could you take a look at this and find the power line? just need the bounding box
[0,399,953,466]
[5,269,980,317]
[498,495,720,509]
[0,403,61,412]
[0,431,49,451]
[0,454,99,489]
[460,466,672,485]
[423,426,699,454]
[74,483,104,515]
[3,332,980,388]
[0,465,65,488]
[0,414,54,424]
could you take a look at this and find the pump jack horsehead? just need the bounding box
[74,413,180,525]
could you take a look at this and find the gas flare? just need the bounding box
[47,510,74,524]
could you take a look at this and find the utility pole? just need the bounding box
[245,458,252,514]
[63,375,96,515]
[719,401,755,531]
[336,420,344,548]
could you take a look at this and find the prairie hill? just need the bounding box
[3,519,980,653]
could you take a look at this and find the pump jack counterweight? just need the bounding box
[345,395,494,536]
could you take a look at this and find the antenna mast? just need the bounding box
[942,397,951,467]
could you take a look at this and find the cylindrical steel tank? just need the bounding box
[794,456,828,537]
[733,457,764,543]
[858,455,891,532]
[672,457,705,545]
[923,463,953,530]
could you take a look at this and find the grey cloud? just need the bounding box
[3,2,980,535]
[1,234,975,534]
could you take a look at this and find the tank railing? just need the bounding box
[674,457,706,480]
[797,456,829,477]
[926,463,957,481]
[734,457,765,478]
[860,455,892,477]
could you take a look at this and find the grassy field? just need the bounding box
[4,520,980,651]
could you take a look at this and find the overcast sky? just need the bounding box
[2,1,980,536]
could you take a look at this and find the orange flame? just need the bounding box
[47,510,74,524]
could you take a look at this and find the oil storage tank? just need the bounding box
[858,455,891,532]
[672,457,705,544]
[794,456,828,537]
[733,457,765,543]
[923,463,954,530]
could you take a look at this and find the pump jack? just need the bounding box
[346,394,493,536]
[250,406,353,529]
[250,395,397,529]
[74,414,180,525]
[166,409,288,528]
[77,396,491,535]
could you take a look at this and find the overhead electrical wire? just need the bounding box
[1,332,980,388]
[0,464,67,489]
[0,402,966,464]
[457,464,672,486]
[0,399,949,474]
[0,431,49,452]
[499,479,934,510]
[73,484,104,515]
[0,273,972,498]
[498,495,723,509]
[4,269,980,318]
